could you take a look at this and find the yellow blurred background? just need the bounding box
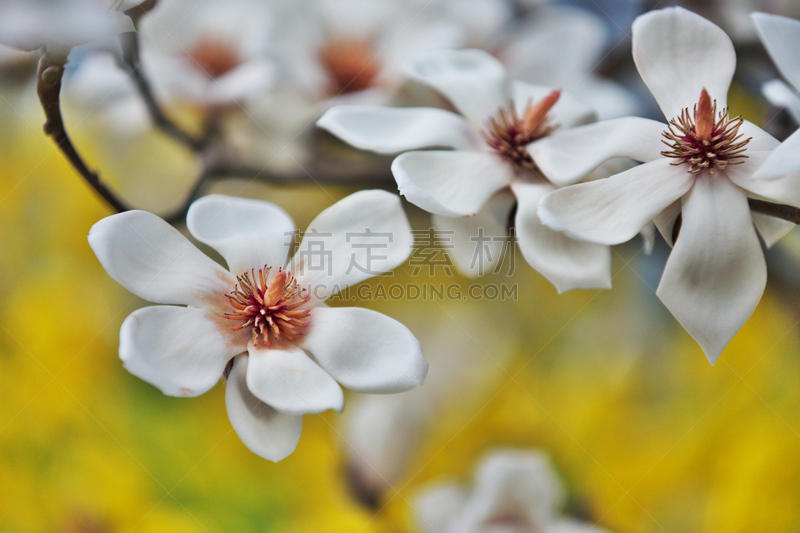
[1,84,800,533]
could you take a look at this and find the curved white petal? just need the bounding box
[459,450,565,530]
[739,121,780,152]
[225,355,302,462]
[246,341,343,415]
[656,177,766,364]
[88,210,234,313]
[632,7,736,119]
[297,306,427,394]
[513,180,612,293]
[511,81,596,129]
[404,48,510,125]
[751,13,800,95]
[432,190,515,278]
[727,150,800,207]
[414,483,467,533]
[529,117,666,186]
[569,76,640,121]
[291,190,412,299]
[538,160,694,245]
[317,105,481,154]
[752,212,795,248]
[504,5,607,86]
[392,150,514,217]
[119,305,247,397]
[762,80,800,124]
[654,200,681,247]
[186,195,295,275]
[751,129,800,181]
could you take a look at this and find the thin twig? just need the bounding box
[36,53,129,213]
[119,32,206,150]
[749,199,800,225]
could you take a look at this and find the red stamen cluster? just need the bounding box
[224,266,310,347]
[661,88,751,175]
[189,36,241,79]
[318,39,380,95]
[484,90,560,171]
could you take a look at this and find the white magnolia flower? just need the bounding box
[318,48,612,293]
[414,449,608,533]
[500,4,638,120]
[88,191,428,462]
[536,7,800,364]
[137,0,276,106]
[0,0,135,53]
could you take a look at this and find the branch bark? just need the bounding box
[36,53,129,213]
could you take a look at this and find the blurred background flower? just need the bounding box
[3,0,800,532]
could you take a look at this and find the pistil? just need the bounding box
[224,266,310,347]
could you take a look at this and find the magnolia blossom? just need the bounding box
[135,0,276,107]
[318,48,612,293]
[0,0,136,53]
[88,191,427,461]
[500,4,638,120]
[414,449,608,533]
[536,7,800,363]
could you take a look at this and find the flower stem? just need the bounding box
[749,199,800,225]
[36,53,129,213]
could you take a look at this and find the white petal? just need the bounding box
[119,305,246,397]
[751,129,800,180]
[654,200,681,247]
[404,48,510,125]
[513,180,612,293]
[297,306,427,394]
[186,194,295,275]
[727,150,800,206]
[511,81,596,129]
[528,118,666,186]
[632,7,736,119]
[752,212,796,248]
[457,450,565,530]
[762,80,800,124]
[656,177,766,364]
[569,76,641,121]
[88,210,234,313]
[432,190,515,278]
[246,341,343,415]
[225,355,302,462]
[392,150,514,217]
[739,121,779,152]
[751,13,800,95]
[291,190,413,299]
[538,160,694,245]
[414,483,467,533]
[317,105,482,154]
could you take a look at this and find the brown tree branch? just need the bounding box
[36,53,129,213]
[749,199,800,225]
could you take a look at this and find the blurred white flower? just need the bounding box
[499,5,638,120]
[414,449,608,533]
[137,0,277,107]
[88,191,427,462]
[752,13,800,129]
[319,49,612,293]
[344,307,513,505]
[536,7,800,364]
[0,0,136,53]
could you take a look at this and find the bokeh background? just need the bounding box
[2,0,800,532]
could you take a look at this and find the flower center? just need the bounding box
[484,90,560,171]
[189,36,241,79]
[224,267,310,347]
[318,39,380,95]
[661,88,751,175]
